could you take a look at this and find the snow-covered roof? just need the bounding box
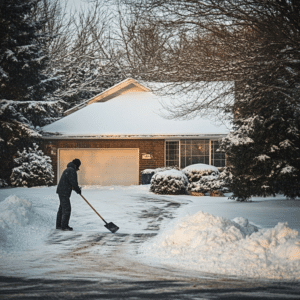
[42,79,232,138]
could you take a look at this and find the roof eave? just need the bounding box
[41,133,228,140]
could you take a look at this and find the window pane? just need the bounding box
[186,144,191,156]
[214,160,222,167]
[166,141,179,167]
[214,153,225,160]
[192,144,201,155]
[192,156,205,164]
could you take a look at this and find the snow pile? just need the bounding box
[140,211,300,280]
[142,167,179,175]
[150,169,188,195]
[183,164,219,173]
[0,195,34,244]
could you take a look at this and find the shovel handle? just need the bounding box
[80,194,107,224]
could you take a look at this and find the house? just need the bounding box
[42,78,232,186]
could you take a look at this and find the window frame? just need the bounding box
[165,139,226,169]
[165,140,180,168]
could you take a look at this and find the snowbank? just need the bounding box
[0,195,34,245]
[139,211,300,280]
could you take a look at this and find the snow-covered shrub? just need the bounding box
[183,164,219,183]
[182,164,220,194]
[150,169,188,195]
[188,174,221,194]
[10,143,54,187]
[142,167,180,184]
[182,164,230,194]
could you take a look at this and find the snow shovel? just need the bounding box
[80,195,119,233]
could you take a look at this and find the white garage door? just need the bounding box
[58,149,139,186]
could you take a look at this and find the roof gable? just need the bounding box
[64,78,149,116]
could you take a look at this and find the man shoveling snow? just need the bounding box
[56,159,82,231]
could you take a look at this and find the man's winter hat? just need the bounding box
[72,159,81,170]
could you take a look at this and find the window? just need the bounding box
[166,141,179,167]
[180,140,210,168]
[166,139,226,169]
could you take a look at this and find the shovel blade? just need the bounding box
[105,222,119,233]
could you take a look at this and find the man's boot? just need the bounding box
[62,226,73,231]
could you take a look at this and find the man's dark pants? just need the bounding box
[56,195,71,229]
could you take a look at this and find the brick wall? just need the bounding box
[41,139,165,185]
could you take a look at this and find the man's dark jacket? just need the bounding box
[56,162,81,197]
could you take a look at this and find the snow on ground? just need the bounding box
[139,211,300,280]
[0,185,299,281]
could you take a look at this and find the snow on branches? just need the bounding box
[220,97,300,201]
[10,143,54,187]
[0,99,67,128]
[149,164,229,196]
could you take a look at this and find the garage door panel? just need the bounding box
[58,149,139,186]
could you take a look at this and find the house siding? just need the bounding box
[41,139,165,185]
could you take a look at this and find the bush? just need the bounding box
[10,143,54,187]
[150,169,188,195]
[188,173,222,194]
[142,167,180,184]
[183,164,219,183]
[183,164,229,194]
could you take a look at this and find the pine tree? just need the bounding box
[10,143,54,187]
[0,0,57,101]
[0,0,58,184]
[221,83,300,201]
[52,58,124,107]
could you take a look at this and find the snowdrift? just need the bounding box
[0,195,34,243]
[0,195,48,251]
[139,211,300,280]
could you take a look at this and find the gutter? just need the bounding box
[41,134,228,140]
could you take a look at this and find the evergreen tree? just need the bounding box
[0,99,40,182]
[51,58,124,106]
[10,143,54,187]
[221,82,300,201]
[0,0,58,185]
[0,0,57,101]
